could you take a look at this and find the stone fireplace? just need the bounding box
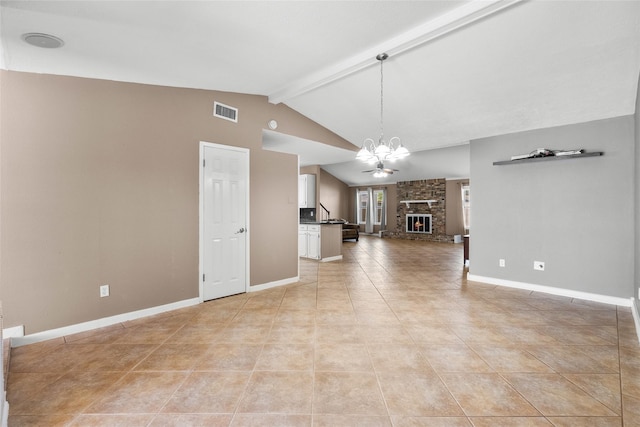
[391,178,452,242]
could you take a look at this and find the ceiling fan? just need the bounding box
[362,161,398,177]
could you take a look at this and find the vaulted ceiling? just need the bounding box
[2,1,639,185]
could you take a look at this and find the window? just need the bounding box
[357,189,385,225]
[374,190,384,224]
[357,191,368,225]
[461,184,470,232]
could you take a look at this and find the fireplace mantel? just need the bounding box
[400,199,437,208]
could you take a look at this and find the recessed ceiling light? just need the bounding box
[21,33,64,49]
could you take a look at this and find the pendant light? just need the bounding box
[356,53,410,177]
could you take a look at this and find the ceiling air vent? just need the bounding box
[213,101,238,123]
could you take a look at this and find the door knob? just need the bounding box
[235,227,245,234]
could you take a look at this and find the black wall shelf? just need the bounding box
[493,152,603,166]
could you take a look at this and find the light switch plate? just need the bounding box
[100,284,110,297]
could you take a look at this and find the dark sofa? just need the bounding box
[342,223,359,241]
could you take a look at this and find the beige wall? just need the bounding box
[445,179,469,236]
[298,166,350,221]
[635,71,640,319]
[250,149,299,284]
[318,169,349,220]
[0,70,351,334]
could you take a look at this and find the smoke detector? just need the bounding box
[22,33,64,49]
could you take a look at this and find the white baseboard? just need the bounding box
[10,276,304,347]
[2,325,24,339]
[466,274,632,307]
[10,298,201,348]
[1,397,7,427]
[249,276,299,293]
[320,255,343,263]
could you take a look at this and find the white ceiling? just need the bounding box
[2,1,639,186]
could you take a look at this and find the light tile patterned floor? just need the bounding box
[6,236,640,426]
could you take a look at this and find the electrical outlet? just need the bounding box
[499,259,505,267]
[534,261,545,271]
[100,284,110,297]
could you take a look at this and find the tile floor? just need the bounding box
[6,237,640,426]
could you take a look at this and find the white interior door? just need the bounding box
[200,142,248,301]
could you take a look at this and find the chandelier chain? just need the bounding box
[380,54,384,141]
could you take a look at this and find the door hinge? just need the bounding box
[202,274,205,282]
[203,159,206,167]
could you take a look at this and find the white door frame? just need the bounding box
[198,141,250,302]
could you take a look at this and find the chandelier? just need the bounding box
[356,53,409,177]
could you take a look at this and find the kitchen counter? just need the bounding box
[299,223,342,261]
[300,221,346,225]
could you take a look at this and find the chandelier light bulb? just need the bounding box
[374,143,391,156]
[356,146,372,161]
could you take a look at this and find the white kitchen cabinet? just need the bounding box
[298,224,320,260]
[298,227,308,258]
[307,229,320,260]
[298,174,316,208]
